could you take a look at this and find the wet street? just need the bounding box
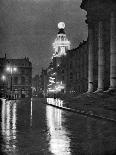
[0,98,116,155]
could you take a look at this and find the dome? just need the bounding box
[58,22,65,29]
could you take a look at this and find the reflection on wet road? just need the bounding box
[46,102,70,155]
[0,98,116,155]
[1,100,17,153]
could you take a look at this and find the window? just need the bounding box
[70,72,73,80]
[14,77,18,85]
[70,62,72,69]
[21,76,25,85]
[21,69,25,74]
[62,76,64,81]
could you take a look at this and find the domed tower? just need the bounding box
[52,22,71,58]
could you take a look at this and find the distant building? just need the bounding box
[52,22,71,58]
[47,22,71,94]
[39,69,48,97]
[47,23,88,96]
[32,74,40,96]
[0,55,32,98]
[46,41,88,96]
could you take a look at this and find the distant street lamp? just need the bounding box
[1,75,6,97]
[6,65,17,98]
[1,75,6,82]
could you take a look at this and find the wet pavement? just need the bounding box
[0,98,116,155]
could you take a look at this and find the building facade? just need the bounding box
[81,0,116,92]
[66,41,88,94]
[58,41,88,95]
[0,56,32,98]
[46,22,88,96]
[32,74,40,96]
[52,22,71,58]
[40,69,48,97]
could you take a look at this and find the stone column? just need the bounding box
[88,25,94,92]
[109,12,116,91]
[97,21,105,92]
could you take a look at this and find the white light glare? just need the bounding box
[6,66,17,74]
[6,66,11,72]
[13,67,17,72]
[58,22,65,29]
[1,75,6,81]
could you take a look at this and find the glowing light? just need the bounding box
[49,80,55,83]
[47,81,65,93]
[13,67,17,72]
[30,98,33,127]
[58,22,65,29]
[51,73,56,76]
[52,22,71,58]
[46,98,71,155]
[1,75,6,81]
[6,66,18,74]
[50,77,55,80]
[6,66,11,72]
[2,101,17,152]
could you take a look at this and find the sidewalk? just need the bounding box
[61,92,116,122]
[44,92,116,123]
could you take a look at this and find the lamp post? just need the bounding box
[6,66,17,99]
[1,75,6,97]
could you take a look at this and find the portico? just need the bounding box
[81,0,116,92]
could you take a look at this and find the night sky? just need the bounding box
[0,0,87,76]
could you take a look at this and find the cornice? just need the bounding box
[80,0,116,11]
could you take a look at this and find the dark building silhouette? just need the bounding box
[32,74,40,96]
[38,69,48,97]
[45,41,88,96]
[60,41,88,95]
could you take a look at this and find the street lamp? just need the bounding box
[1,75,6,82]
[6,65,17,99]
[1,75,6,97]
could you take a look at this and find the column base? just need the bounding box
[94,88,103,93]
[104,88,116,95]
[108,87,116,92]
[87,90,94,93]
[88,82,94,93]
[109,87,116,90]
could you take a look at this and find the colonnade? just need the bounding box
[88,12,116,92]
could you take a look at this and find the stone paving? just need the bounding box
[60,92,116,122]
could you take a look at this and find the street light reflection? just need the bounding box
[30,98,33,127]
[2,100,17,152]
[46,98,71,155]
